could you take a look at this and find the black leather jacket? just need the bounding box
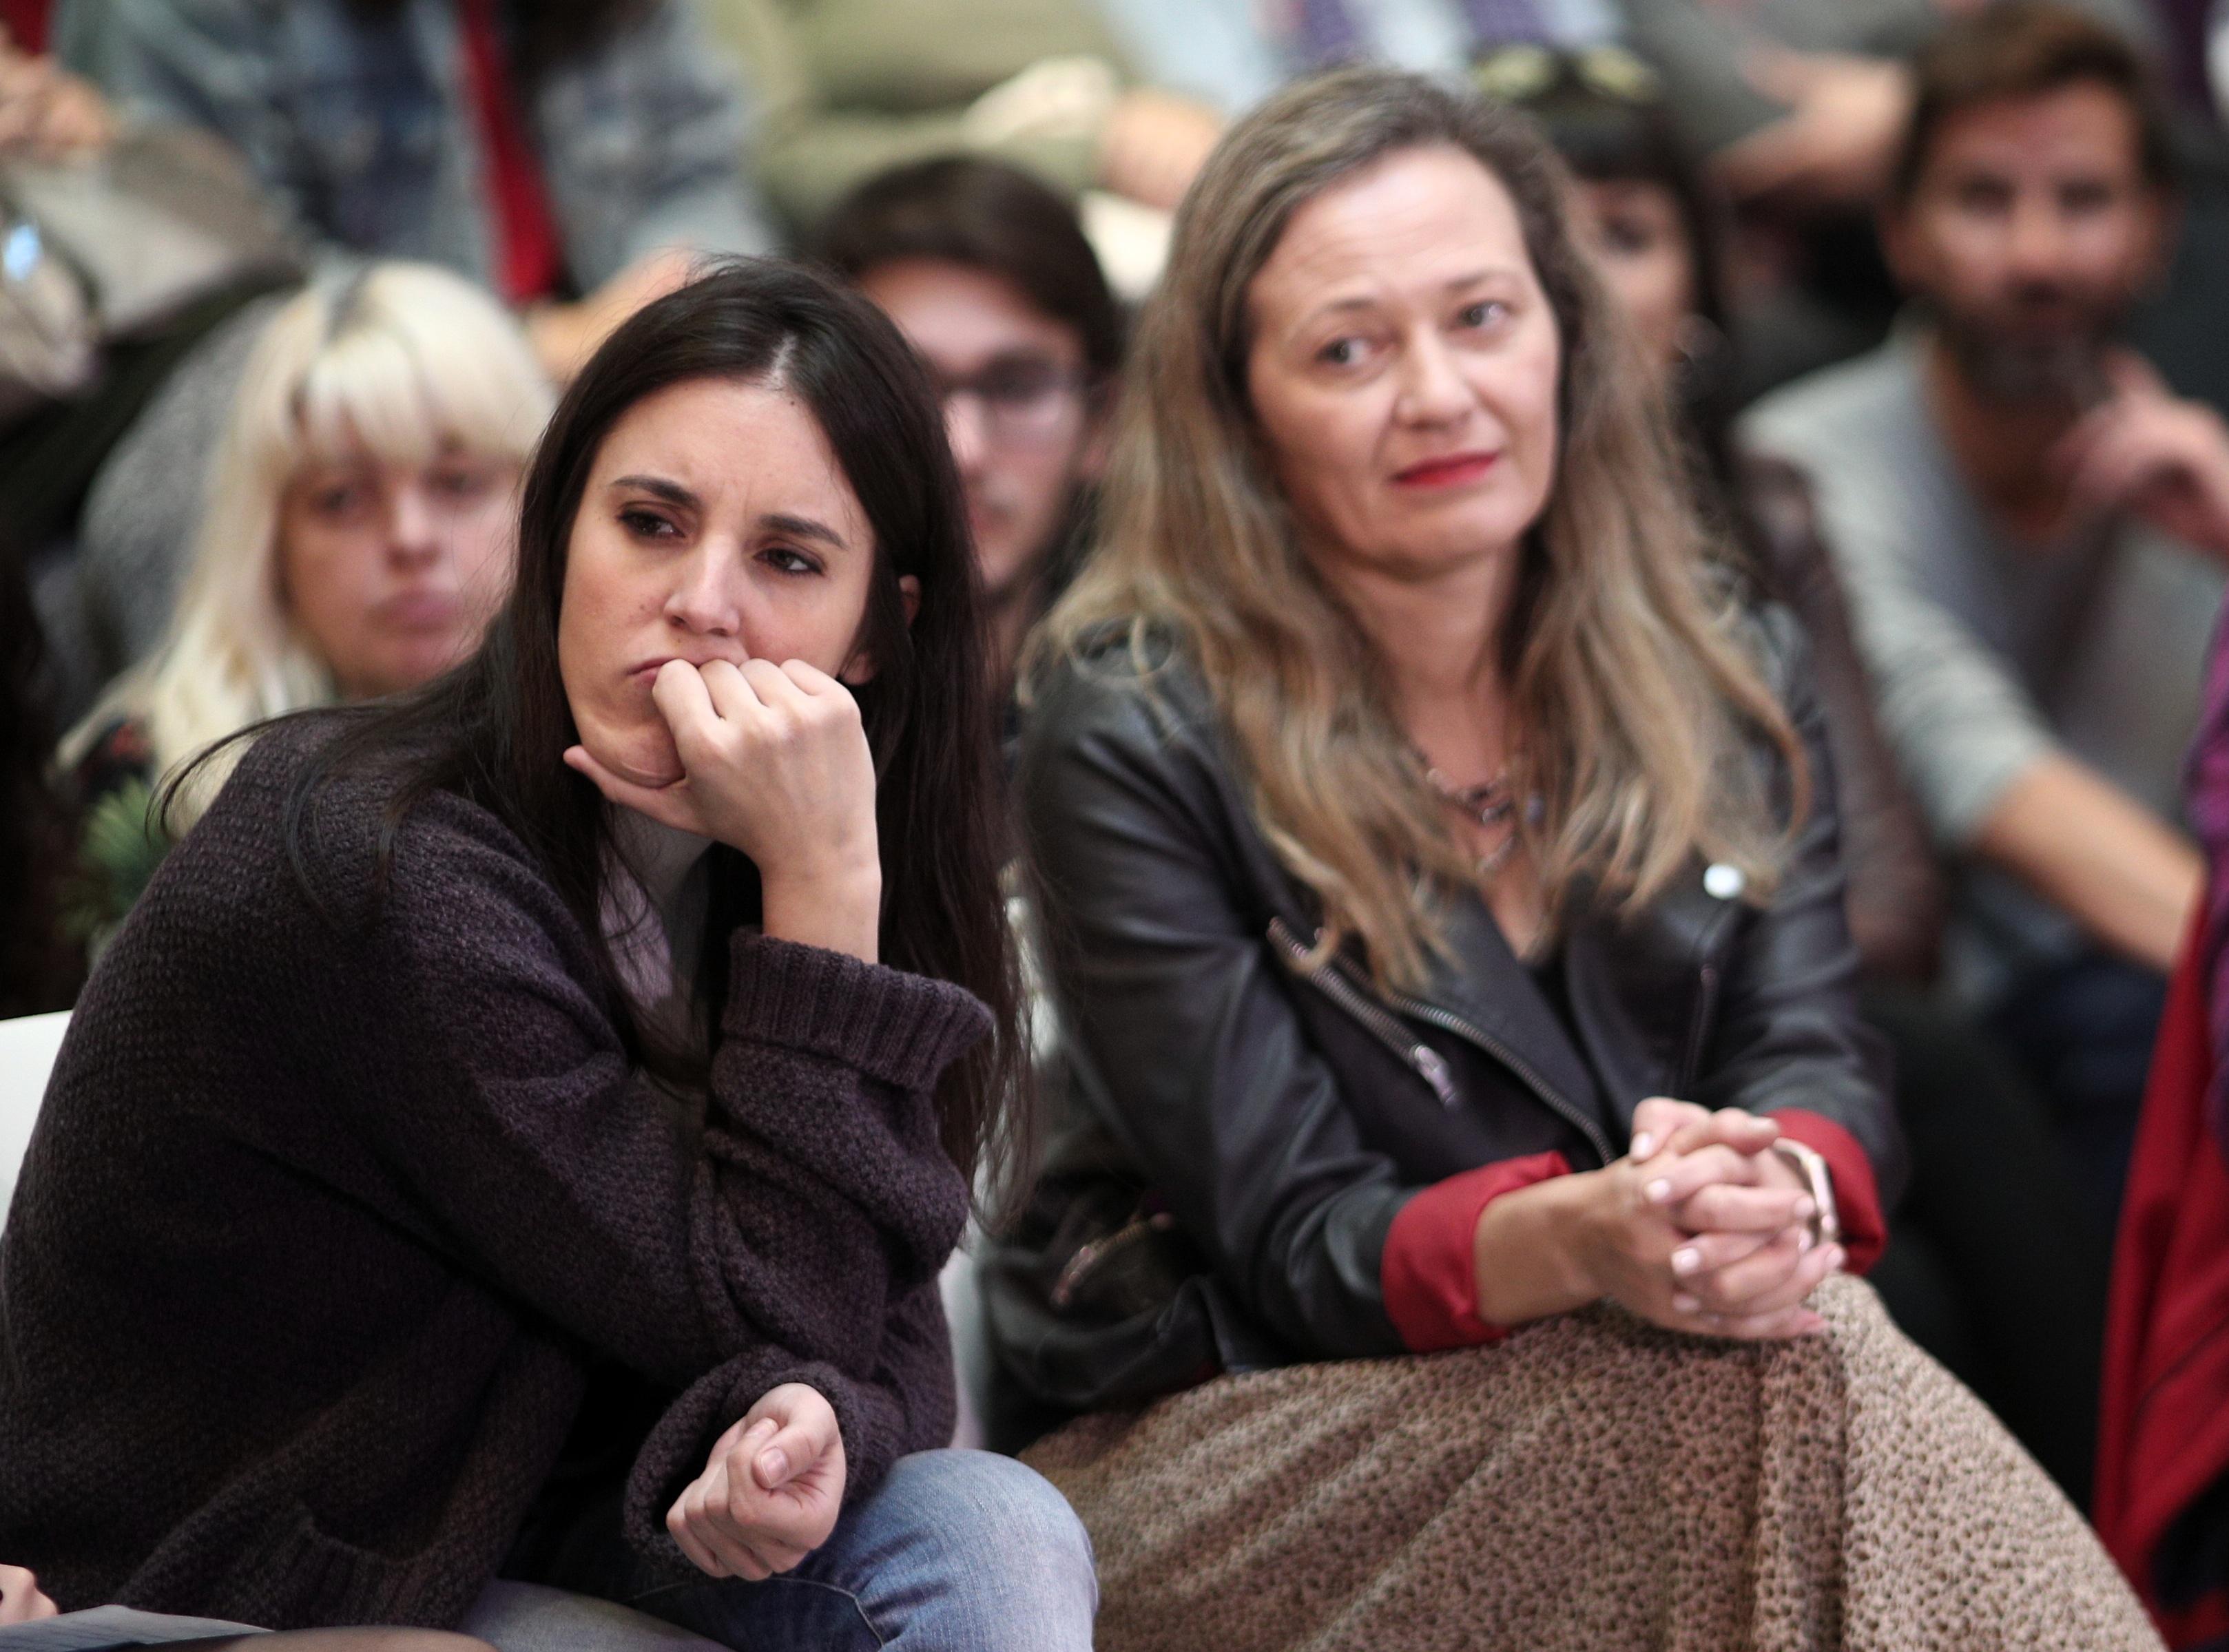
[984,609,1903,1419]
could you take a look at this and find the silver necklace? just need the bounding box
[1422,762,1528,877]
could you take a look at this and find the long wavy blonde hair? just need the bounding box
[65,261,554,817]
[1033,68,1803,988]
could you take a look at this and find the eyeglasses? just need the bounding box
[1471,42,1662,108]
[933,356,1089,446]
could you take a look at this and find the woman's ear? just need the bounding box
[839,576,922,685]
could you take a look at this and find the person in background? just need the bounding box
[56,0,772,385]
[2095,598,2229,1647]
[705,0,1223,236]
[818,156,1120,700]
[1507,41,2113,1503]
[1744,1,2229,1235]
[988,66,2158,1649]
[0,10,108,151]
[1093,0,1624,123]
[59,262,552,942]
[1,260,1092,1647]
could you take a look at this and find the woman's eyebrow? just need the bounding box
[608,473,701,510]
[760,511,848,550]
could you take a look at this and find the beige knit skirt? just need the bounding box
[1025,1275,2161,1651]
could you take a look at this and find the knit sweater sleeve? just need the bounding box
[333,791,986,1521]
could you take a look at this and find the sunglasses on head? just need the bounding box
[1471,42,1662,108]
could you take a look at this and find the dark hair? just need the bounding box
[0,541,82,1016]
[262,259,1028,1201]
[1892,1,2177,205]
[1483,54,1743,521]
[816,156,1126,387]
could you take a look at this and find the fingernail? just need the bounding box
[1793,1195,1816,1220]
[758,1447,789,1485]
[1646,1179,1673,1204]
[1672,1292,1701,1314]
[1630,1132,1654,1159]
[1671,1246,1701,1275]
[1826,1246,1845,1271]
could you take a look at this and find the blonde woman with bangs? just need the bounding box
[64,261,553,935]
[985,67,2162,1651]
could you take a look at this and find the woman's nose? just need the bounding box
[665,543,745,636]
[386,486,439,563]
[944,390,991,476]
[1393,333,1473,424]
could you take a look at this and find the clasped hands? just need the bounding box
[1583,1096,1843,1341]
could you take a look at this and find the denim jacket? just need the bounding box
[59,0,774,293]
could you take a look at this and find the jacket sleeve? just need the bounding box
[1022,660,1460,1362]
[1691,608,1908,1266]
[709,0,1103,232]
[326,789,981,1510]
[570,0,777,275]
[60,0,327,247]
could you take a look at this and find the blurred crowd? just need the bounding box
[9,0,2229,1646]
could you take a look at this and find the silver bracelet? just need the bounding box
[1771,1139,1841,1253]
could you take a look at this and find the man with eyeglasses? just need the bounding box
[819,157,1121,701]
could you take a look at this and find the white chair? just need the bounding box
[0,1010,68,1229]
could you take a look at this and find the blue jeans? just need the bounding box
[614,1450,1095,1651]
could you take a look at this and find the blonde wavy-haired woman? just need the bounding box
[63,262,553,935]
[984,67,2164,1652]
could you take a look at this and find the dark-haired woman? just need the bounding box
[986,67,2157,1651]
[0,260,1095,1649]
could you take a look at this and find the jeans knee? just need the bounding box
[889,1449,1097,1601]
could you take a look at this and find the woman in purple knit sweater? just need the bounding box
[0,260,1097,1649]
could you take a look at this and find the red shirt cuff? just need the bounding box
[1381,1152,1571,1352]
[1772,1109,1887,1273]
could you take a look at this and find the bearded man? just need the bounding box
[1744,1,2229,1233]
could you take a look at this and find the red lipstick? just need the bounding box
[1393,451,1500,489]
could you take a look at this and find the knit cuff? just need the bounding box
[623,1349,905,1580]
[1382,1152,1573,1352]
[723,933,993,1095]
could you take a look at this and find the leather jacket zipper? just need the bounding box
[1378,984,1617,1168]
[1269,917,1618,1168]
[1675,961,1721,1098]
[1269,917,1461,1109]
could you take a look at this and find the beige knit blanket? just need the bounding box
[1027,1275,2161,1651]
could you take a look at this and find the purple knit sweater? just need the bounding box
[0,720,987,1628]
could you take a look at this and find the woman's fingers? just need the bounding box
[1679,1235,1844,1320]
[752,1398,840,1493]
[651,658,727,758]
[698,658,767,724]
[1627,1096,1711,1160]
[1675,1182,1814,1234]
[1667,1226,1779,1278]
[1658,1105,1780,1162]
[0,1566,57,1625]
[667,1473,730,1578]
[1678,1227,1805,1313]
[562,745,706,837]
[1637,1144,1767,1209]
[778,657,845,698]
